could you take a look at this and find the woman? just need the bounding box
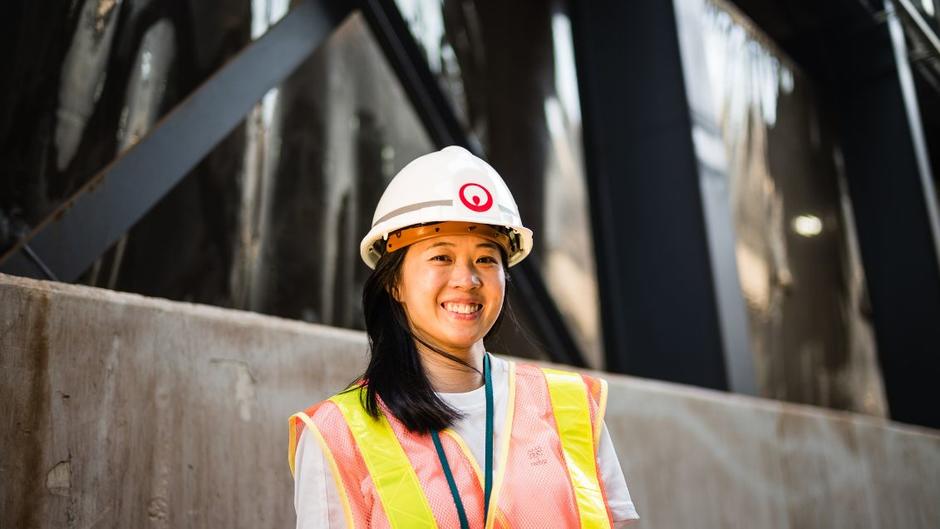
[289,146,639,528]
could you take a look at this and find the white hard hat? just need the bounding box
[360,146,533,269]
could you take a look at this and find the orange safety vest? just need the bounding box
[288,361,613,529]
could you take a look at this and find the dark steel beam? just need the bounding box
[0,0,353,280]
[832,2,940,429]
[508,258,589,368]
[889,0,940,274]
[358,0,588,367]
[571,0,734,389]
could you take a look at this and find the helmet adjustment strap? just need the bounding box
[385,221,515,257]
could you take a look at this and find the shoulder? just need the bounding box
[289,386,367,448]
[288,387,367,476]
[293,386,366,429]
[509,358,607,391]
[508,359,608,413]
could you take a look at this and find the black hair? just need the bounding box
[358,244,507,433]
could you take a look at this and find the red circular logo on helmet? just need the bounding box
[459,183,493,212]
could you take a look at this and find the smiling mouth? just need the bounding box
[442,302,483,314]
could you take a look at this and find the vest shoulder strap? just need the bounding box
[288,402,325,476]
[288,405,357,529]
[541,367,613,529]
[329,387,438,529]
[583,373,609,449]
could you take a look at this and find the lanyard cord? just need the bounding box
[430,352,494,529]
[483,352,494,518]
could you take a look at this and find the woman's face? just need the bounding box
[395,234,506,354]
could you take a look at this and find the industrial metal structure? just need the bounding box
[2,0,939,429]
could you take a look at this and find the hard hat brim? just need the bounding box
[360,215,533,269]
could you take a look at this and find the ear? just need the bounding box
[389,282,402,303]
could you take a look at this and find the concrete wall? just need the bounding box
[1,273,938,529]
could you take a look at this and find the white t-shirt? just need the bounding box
[293,355,640,528]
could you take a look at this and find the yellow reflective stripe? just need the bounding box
[330,389,438,529]
[291,412,357,529]
[543,368,612,529]
[594,378,608,451]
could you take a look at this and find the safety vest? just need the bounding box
[288,362,613,529]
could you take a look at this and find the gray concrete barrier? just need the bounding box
[1,273,938,528]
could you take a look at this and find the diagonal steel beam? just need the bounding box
[0,0,353,280]
[357,0,466,147]
[889,0,940,275]
[358,0,588,367]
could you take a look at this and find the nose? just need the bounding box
[450,260,482,289]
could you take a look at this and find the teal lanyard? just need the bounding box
[430,353,494,529]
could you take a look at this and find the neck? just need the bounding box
[416,340,486,393]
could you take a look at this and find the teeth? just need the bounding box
[443,302,482,314]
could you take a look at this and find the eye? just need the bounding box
[476,255,499,264]
[430,254,452,262]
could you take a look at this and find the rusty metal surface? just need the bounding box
[2,272,939,528]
